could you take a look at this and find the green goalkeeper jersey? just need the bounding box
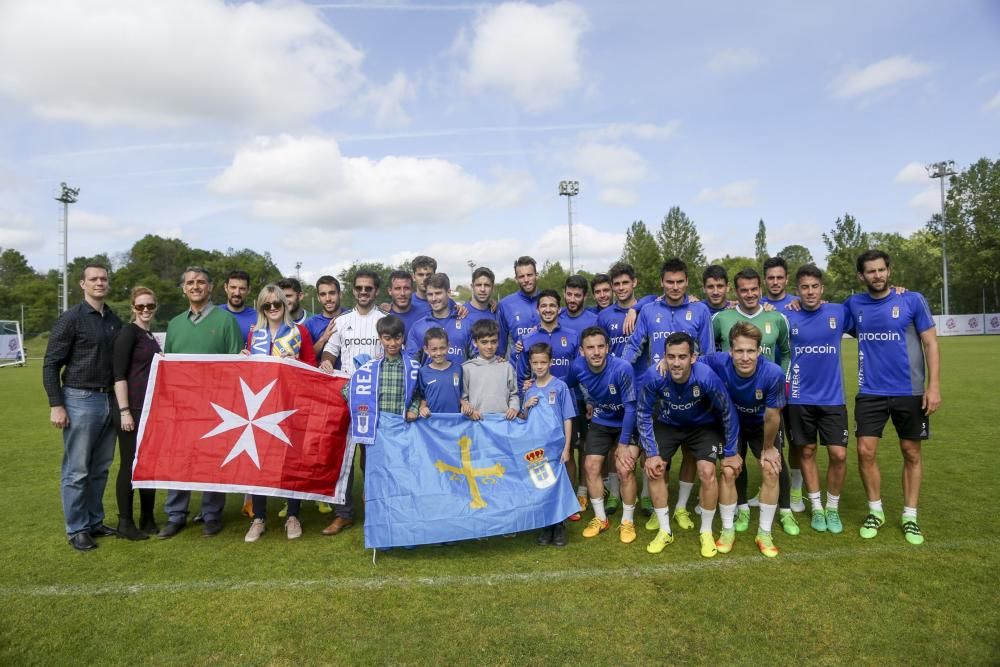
[712,307,790,373]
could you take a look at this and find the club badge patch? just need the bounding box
[548,390,556,405]
[692,386,701,398]
[765,322,772,334]
[685,310,692,321]
[560,336,567,347]
[892,306,900,319]
[755,389,763,400]
[609,383,617,395]
[829,317,837,329]
[453,372,460,387]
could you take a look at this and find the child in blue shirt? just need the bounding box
[407,327,463,419]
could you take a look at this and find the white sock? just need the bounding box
[808,491,822,511]
[719,503,736,530]
[640,471,650,498]
[738,503,750,512]
[699,506,716,533]
[676,481,694,510]
[608,473,620,497]
[790,469,803,492]
[654,507,671,534]
[868,499,884,514]
[591,497,606,522]
[576,485,587,497]
[622,503,636,523]
[902,506,918,521]
[826,493,840,510]
[759,502,777,534]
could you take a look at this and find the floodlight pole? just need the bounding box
[54,183,80,314]
[559,180,579,274]
[926,161,956,315]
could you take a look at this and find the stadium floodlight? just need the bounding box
[54,183,80,314]
[558,180,580,274]
[926,161,957,315]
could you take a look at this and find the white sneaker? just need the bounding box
[285,516,302,540]
[244,518,265,543]
[790,498,807,513]
[747,493,760,508]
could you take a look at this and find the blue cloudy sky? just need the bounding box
[1,0,997,285]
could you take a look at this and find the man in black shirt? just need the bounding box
[43,264,123,551]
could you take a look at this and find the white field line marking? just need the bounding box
[1,539,991,598]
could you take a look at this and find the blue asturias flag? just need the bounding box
[363,409,579,548]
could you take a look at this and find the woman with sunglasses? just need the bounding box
[242,285,316,542]
[111,287,161,540]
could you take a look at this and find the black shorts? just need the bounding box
[584,423,623,457]
[653,421,722,463]
[570,399,589,448]
[739,423,784,459]
[854,395,930,441]
[787,404,849,447]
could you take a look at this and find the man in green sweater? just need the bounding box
[158,266,243,539]
[711,267,798,536]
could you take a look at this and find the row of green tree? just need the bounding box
[2,157,995,335]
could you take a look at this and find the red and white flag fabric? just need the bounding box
[133,354,352,503]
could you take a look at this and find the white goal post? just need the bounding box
[0,320,26,368]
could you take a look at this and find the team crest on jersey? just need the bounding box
[560,336,567,347]
[515,314,520,322]
[892,306,900,319]
[765,322,772,334]
[453,372,460,387]
[692,385,701,398]
[548,390,556,405]
[755,389,763,400]
[656,315,661,323]
[829,317,837,329]
[685,310,692,321]
[609,383,617,395]
[455,320,461,329]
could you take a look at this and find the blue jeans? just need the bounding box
[61,388,117,535]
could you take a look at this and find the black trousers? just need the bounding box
[112,408,155,521]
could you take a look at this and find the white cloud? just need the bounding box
[70,210,138,239]
[695,179,758,208]
[582,121,680,142]
[0,0,365,127]
[909,187,940,217]
[359,72,416,128]
[829,55,932,99]
[210,135,522,229]
[460,1,588,112]
[569,142,648,207]
[599,188,638,206]
[706,47,765,75]
[0,213,43,251]
[984,91,1000,111]
[895,161,929,184]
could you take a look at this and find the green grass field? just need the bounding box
[2,337,998,666]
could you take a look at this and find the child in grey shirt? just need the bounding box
[461,319,519,420]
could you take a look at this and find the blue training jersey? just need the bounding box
[416,363,463,414]
[404,310,472,367]
[564,356,636,441]
[558,307,598,335]
[623,295,715,368]
[636,362,740,457]
[390,305,428,340]
[524,377,577,424]
[220,304,257,343]
[514,323,580,388]
[700,352,786,429]
[497,291,539,359]
[761,293,797,310]
[785,303,849,406]
[845,290,934,397]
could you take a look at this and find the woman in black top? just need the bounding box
[112,287,161,540]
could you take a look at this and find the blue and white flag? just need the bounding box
[363,409,579,548]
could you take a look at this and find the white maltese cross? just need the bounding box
[201,378,296,469]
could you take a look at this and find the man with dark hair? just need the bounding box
[277,277,309,325]
[221,270,256,340]
[701,265,731,318]
[497,256,540,358]
[158,266,243,539]
[410,255,438,314]
[385,270,426,336]
[43,263,123,551]
[711,267,797,535]
[305,275,346,366]
[785,265,850,534]
[464,266,498,330]
[701,322,787,557]
[559,275,598,334]
[591,274,614,312]
[761,256,795,310]
[845,250,940,545]
[514,290,579,389]
[405,273,471,366]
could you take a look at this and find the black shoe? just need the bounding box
[202,520,223,537]
[139,516,160,537]
[116,518,149,541]
[157,522,185,539]
[552,522,568,547]
[69,532,97,551]
[536,526,554,546]
[89,524,118,538]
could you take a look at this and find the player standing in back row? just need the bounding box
[845,250,940,545]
